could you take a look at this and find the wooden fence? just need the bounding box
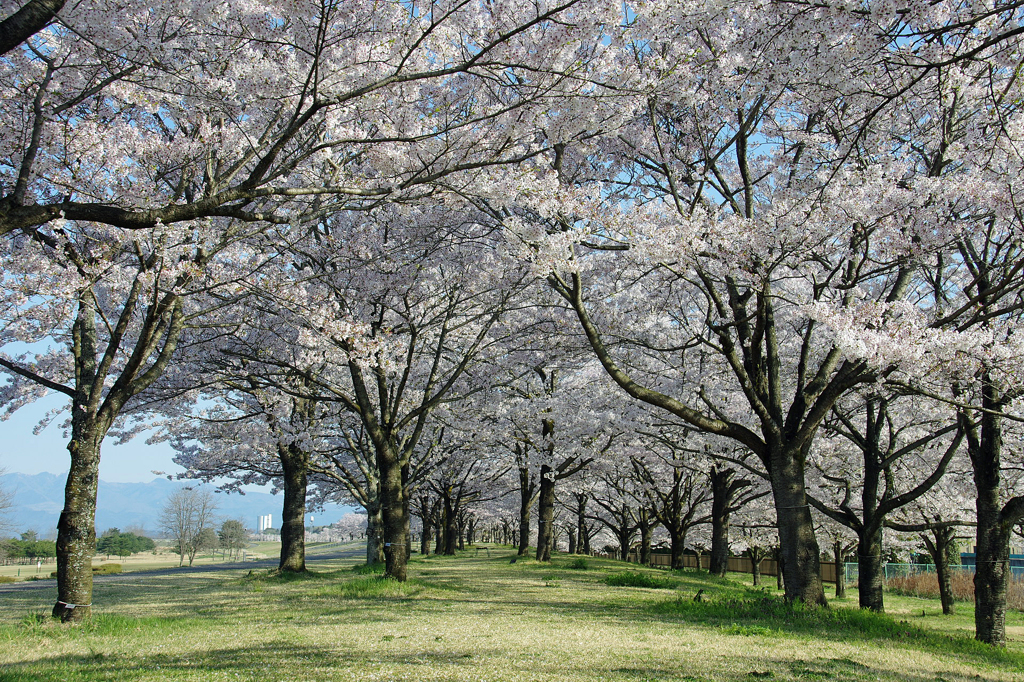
[624,553,841,583]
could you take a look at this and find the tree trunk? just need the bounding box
[443,493,457,556]
[567,529,576,555]
[833,540,846,599]
[517,465,535,557]
[366,501,385,565]
[749,549,762,587]
[775,547,784,590]
[965,386,1022,646]
[924,527,955,616]
[638,510,653,566]
[770,451,826,605]
[669,530,685,570]
[278,444,309,573]
[857,526,885,612]
[418,497,432,555]
[709,467,739,578]
[535,465,555,562]
[53,428,101,622]
[377,441,407,580]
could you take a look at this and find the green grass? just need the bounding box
[0,543,1021,681]
[604,570,677,589]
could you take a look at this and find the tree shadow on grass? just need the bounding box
[0,640,1004,682]
[647,591,1024,673]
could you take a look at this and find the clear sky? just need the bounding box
[0,392,186,483]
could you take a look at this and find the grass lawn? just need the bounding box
[0,543,283,581]
[0,543,1021,681]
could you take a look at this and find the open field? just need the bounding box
[0,542,285,580]
[1,543,1022,682]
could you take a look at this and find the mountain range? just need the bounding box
[1,472,356,537]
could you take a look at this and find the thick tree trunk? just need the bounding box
[857,527,884,612]
[770,451,826,606]
[833,540,846,599]
[567,529,577,554]
[966,388,1022,646]
[709,467,740,578]
[669,530,685,570]
[53,428,101,622]
[278,444,309,573]
[366,501,385,565]
[378,441,408,580]
[535,465,555,562]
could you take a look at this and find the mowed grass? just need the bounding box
[0,541,284,581]
[0,544,1022,682]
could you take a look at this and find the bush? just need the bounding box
[0,576,16,583]
[567,558,590,570]
[604,571,675,589]
[92,563,122,575]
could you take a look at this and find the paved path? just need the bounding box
[0,542,365,594]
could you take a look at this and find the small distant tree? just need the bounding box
[159,487,219,566]
[96,528,155,559]
[218,520,248,560]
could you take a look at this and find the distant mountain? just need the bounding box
[0,472,356,536]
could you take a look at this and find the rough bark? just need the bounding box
[52,429,101,622]
[377,440,407,580]
[535,465,555,562]
[0,0,66,56]
[857,527,884,612]
[365,501,385,565]
[770,449,827,606]
[710,467,749,578]
[278,444,309,573]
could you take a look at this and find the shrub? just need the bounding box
[92,563,122,575]
[567,557,589,570]
[0,576,15,583]
[604,571,675,589]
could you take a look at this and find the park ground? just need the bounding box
[0,542,1022,682]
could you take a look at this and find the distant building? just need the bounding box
[257,514,273,532]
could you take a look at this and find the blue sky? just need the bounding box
[0,392,185,483]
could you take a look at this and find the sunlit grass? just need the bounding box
[0,543,1021,681]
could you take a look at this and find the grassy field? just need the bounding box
[1,543,1022,681]
[0,543,283,580]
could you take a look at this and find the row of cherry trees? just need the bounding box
[2,0,1024,647]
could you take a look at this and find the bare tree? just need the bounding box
[159,487,219,567]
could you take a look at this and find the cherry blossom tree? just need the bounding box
[1,0,625,237]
